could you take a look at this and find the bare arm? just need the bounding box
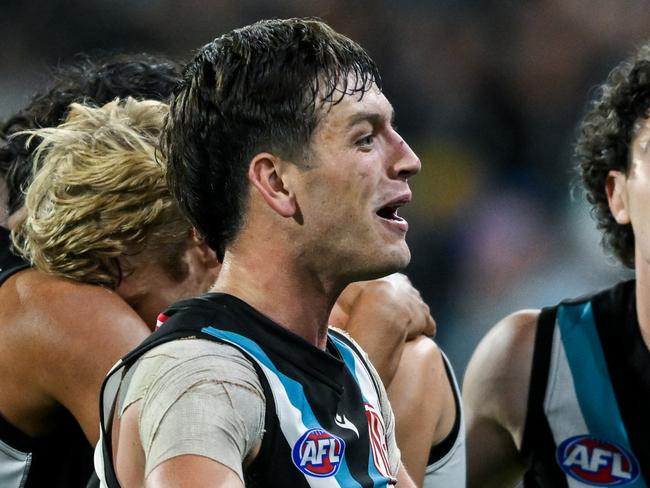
[330,273,435,384]
[145,455,244,488]
[463,310,539,488]
[388,337,456,487]
[32,276,150,444]
[0,271,150,445]
[395,460,417,488]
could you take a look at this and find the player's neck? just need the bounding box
[213,246,338,350]
[634,262,650,350]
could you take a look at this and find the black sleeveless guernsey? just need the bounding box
[521,280,649,488]
[99,293,398,487]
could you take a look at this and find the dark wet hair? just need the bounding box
[164,18,381,259]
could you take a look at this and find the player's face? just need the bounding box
[291,84,421,282]
[116,248,220,328]
[610,116,650,269]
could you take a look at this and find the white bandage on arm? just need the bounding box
[120,339,265,483]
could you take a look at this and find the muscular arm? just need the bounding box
[330,273,435,384]
[145,455,244,488]
[1,270,149,444]
[388,337,456,487]
[463,310,539,488]
[395,461,417,488]
[113,340,264,487]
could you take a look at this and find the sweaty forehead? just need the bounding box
[316,86,393,132]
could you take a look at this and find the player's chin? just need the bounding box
[367,245,411,278]
[390,244,411,270]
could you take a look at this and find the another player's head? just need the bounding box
[165,18,420,284]
[0,53,181,218]
[576,41,650,269]
[13,98,218,325]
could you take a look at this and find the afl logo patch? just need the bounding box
[292,428,345,478]
[556,435,640,486]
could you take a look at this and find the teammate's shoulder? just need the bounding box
[485,309,540,354]
[19,271,147,344]
[464,309,540,402]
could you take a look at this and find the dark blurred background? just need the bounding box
[1,0,642,378]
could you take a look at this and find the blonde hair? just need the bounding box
[12,98,191,288]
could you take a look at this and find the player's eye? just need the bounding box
[356,134,374,146]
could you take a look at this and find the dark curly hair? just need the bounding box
[0,52,182,215]
[576,42,650,269]
[164,18,381,259]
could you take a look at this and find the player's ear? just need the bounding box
[606,170,630,224]
[189,228,220,268]
[248,152,297,218]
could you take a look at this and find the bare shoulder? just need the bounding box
[0,269,150,440]
[8,269,149,390]
[15,270,147,343]
[463,310,540,439]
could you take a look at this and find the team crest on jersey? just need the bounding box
[292,428,345,478]
[556,435,640,486]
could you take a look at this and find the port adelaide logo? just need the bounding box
[292,429,346,478]
[556,435,640,486]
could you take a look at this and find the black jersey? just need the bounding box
[0,226,29,284]
[521,280,649,487]
[0,226,94,487]
[99,293,398,487]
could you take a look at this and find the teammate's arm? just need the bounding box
[20,276,150,445]
[388,336,456,487]
[145,455,244,488]
[395,460,417,488]
[463,310,539,488]
[330,273,435,384]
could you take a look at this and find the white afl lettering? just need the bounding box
[588,448,611,472]
[300,438,339,467]
[315,439,329,464]
[563,444,589,470]
[328,440,340,463]
[611,453,632,480]
[300,440,317,466]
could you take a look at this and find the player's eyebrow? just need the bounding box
[346,109,395,129]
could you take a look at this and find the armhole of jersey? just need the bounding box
[98,361,127,488]
[427,353,462,465]
[520,306,556,460]
[233,354,273,486]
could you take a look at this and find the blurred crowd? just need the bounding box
[1,0,645,375]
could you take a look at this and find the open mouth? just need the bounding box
[376,205,402,221]
[374,193,411,233]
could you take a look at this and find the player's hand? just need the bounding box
[331,273,436,340]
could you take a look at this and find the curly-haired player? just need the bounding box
[464,41,650,488]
